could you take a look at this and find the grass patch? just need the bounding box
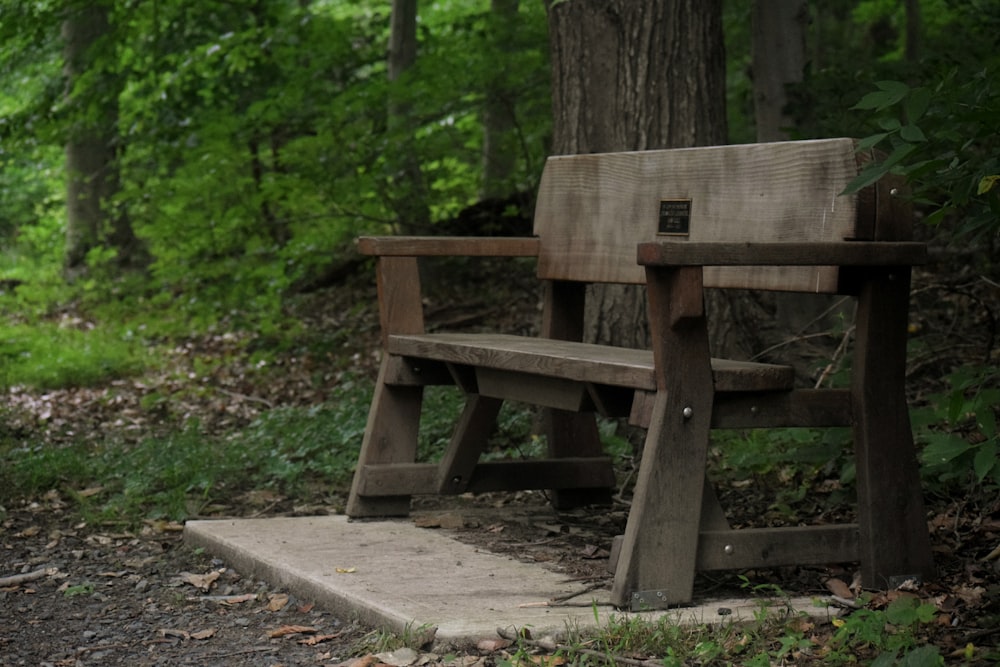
[0,321,148,390]
[0,379,379,524]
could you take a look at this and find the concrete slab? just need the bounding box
[184,515,831,650]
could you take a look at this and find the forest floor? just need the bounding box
[2,258,1000,665]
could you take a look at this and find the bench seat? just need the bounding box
[389,333,794,393]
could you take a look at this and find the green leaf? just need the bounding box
[853,80,910,110]
[841,163,891,194]
[973,442,998,483]
[903,87,932,122]
[900,124,927,142]
[921,433,973,466]
[882,142,918,169]
[856,133,889,151]
[878,117,902,131]
[886,596,920,625]
[899,645,944,667]
[978,174,1000,194]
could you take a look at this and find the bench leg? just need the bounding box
[437,394,504,494]
[853,269,934,587]
[611,265,715,608]
[610,388,714,608]
[543,409,613,508]
[346,358,423,517]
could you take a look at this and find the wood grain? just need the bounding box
[534,138,871,290]
[388,333,795,393]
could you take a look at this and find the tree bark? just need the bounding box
[481,0,520,200]
[751,0,807,142]
[904,0,921,63]
[387,0,430,232]
[547,0,727,350]
[62,3,140,275]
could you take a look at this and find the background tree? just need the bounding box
[61,2,140,275]
[480,0,521,199]
[546,0,727,350]
[750,0,807,142]
[386,0,430,232]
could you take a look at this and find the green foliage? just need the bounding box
[0,378,380,523]
[828,597,943,666]
[837,1,1000,268]
[0,321,148,390]
[712,427,854,520]
[845,73,1000,249]
[913,366,1000,489]
[1,1,552,328]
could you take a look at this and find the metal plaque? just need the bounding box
[658,199,691,236]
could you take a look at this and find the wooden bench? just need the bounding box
[345,138,935,609]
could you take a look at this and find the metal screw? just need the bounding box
[682,406,693,419]
[890,187,899,196]
[724,544,734,555]
[750,405,759,415]
[451,475,462,485]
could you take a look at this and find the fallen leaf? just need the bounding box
[297,602,315,613]
[347,656,379,667]
[268,624,317,638]
[17,526,41,538]
[159,629,190,640]
[179,570,221,591]
[220,593,256,605]
[335,567,356,574]
[267,593,289,611]
[190,628,216,640]
[77,486,104,498]
[476,638,512,652]
[825,577,853,599]
[299,632,342,646]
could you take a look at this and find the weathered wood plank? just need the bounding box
[476,367,592,412]
[611,266,716,608]
[534,138,870,290]
[697,525,860,570]
[388,333,795,393]
[357,236,540,257]
[852,268,936,586]
[629,388,852,429]
[435,394,503,494]
[637,241,927,270]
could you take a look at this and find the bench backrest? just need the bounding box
[533,138,909,293]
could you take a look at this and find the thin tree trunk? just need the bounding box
[387,0,430,232]
[63,4,141,275]
[751,0,807,142]
[904,0,921,63]
[481,0,520,200]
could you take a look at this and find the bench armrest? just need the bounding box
[357,236,540,258]
[637,241,927,267]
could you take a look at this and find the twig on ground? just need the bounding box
[0,568,50,587]
[549,581,608,604]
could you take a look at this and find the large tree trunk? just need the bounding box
[751,0,807,142]
[481,0,520,200]
[62,4,140,276]
[387,0,430,232]
[547,0,727,350]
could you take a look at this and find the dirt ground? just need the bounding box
[3,260,1000,665]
